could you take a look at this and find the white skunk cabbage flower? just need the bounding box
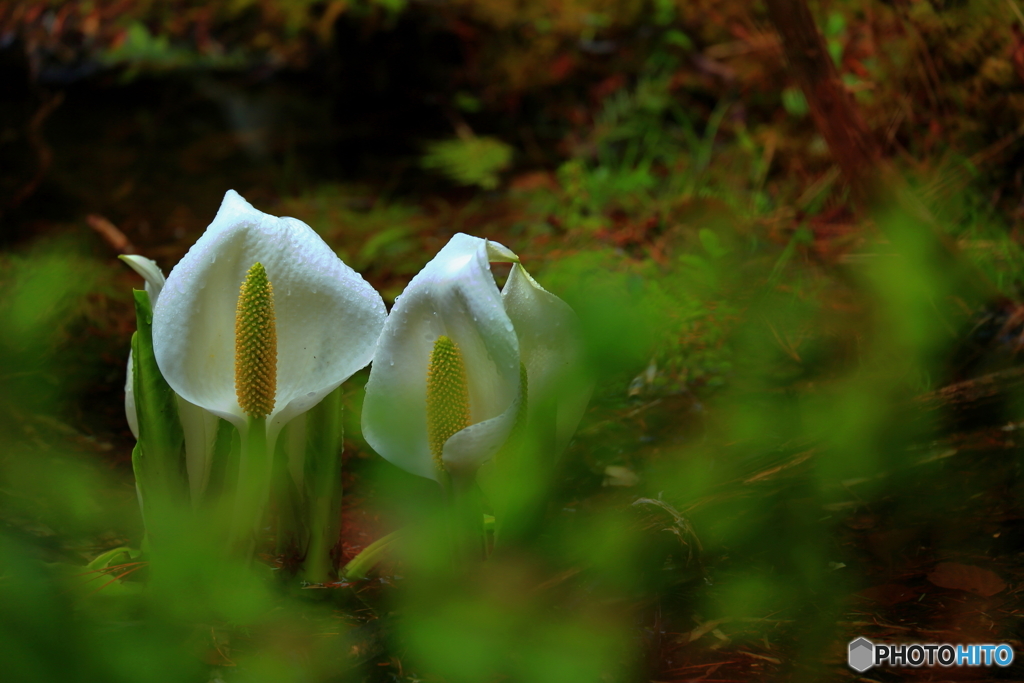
[501,263,591,455]
[151,190,387,445]
[361,233,521,483]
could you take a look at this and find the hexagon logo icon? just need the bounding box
[848,637,875,672]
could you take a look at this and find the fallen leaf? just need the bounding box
[927,562,1005,597]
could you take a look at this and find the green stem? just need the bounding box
[229,415,269,559]
[302,498,336,583]
[301,386,345,583]
[493,397,557,551]
[444,470,486,567]
[273,430,303,559]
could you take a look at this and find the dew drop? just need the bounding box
[389,360,395,367]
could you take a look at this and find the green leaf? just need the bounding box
[86,546,140,572]
[663,30,692,49]
[782,87,809,117]
[455,92,482,113]
[131,290,187,527]
[653,0,675,26]
[699,229,730,259]
[301,384,345,583]
[357,226,413,269]
[825,12,847,37]
[422,136,514,190]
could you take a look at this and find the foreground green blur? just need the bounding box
[0,187,1018,682]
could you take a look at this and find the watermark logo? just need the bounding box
[848,638,874,672]
[848,638,1014,671]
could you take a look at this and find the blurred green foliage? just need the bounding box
[5,0,1024,680]
[1,167,1020,682]
[102,21,247,78]
[421,135,514,190]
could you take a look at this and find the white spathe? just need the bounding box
[361,233,521,481]
[501,263,592,455]
[152,190,387,440]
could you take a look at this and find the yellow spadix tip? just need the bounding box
[235,262,277,419]
[426,335,470,467]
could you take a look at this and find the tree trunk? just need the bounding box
[763,0,882,202]
[764,0,998,303]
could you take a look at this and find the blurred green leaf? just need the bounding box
[781,87,809,117]
[422,135,514,190]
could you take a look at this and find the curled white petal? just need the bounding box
[152,190,387,436]
[120,255,166,304]
[486,240,519,264]
[123,256,167,441]
[502,263,591,454]
[125,352,139,439]
[442,392,521,475]
[362,233,521,481]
